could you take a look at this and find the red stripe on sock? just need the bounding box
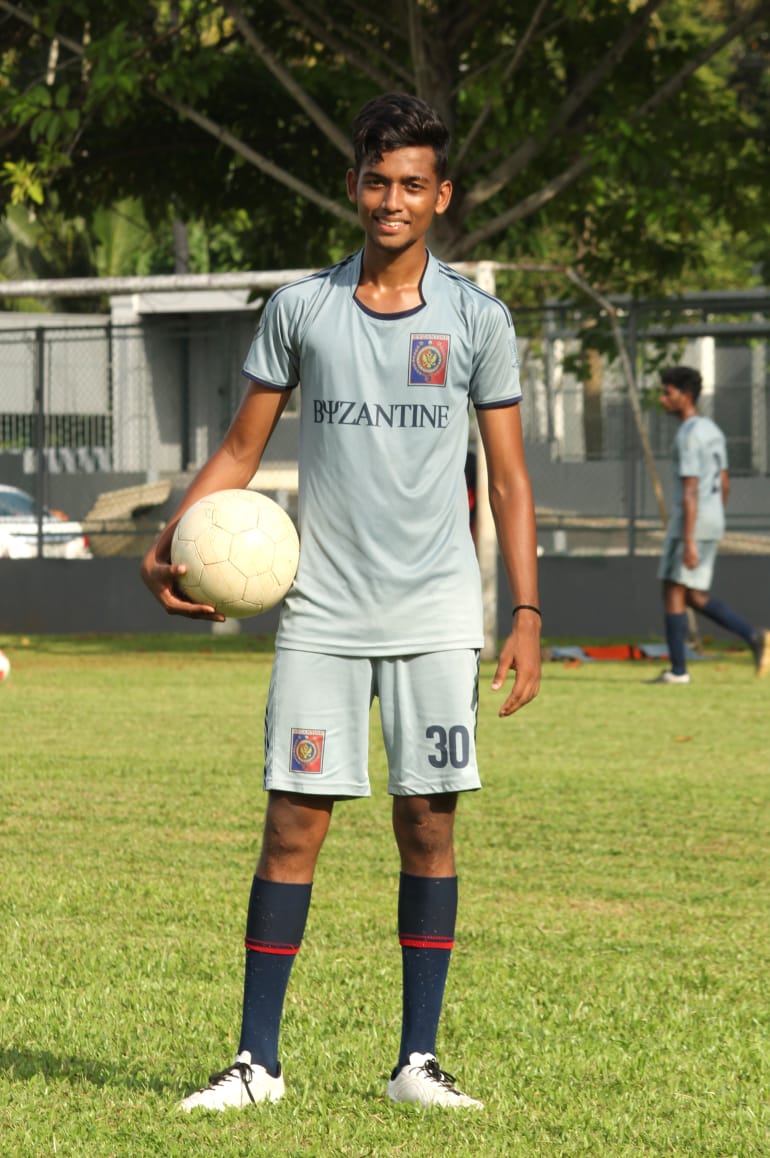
[245,937,300,955]
[399,935,454,950]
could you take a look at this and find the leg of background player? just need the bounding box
[688,589,769,676]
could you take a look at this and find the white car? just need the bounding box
[0,485,92,559]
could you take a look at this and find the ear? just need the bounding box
[434,179,453,217]
[346,168,358,204]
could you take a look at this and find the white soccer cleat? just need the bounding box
[649,669,691,685]
[178,1051,285,1111]
[387,1052,484,1109]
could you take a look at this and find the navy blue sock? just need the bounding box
[665,612,689,675]
[238,877,312,1076]
[397,873,457,1069]
[699,598,755,647]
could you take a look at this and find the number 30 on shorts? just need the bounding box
[425,724,471,769]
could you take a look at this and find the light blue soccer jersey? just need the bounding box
[242,249,521,655]
[668,414,727,540]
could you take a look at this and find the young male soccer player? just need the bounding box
[653,365,768,684]
[141,92,541,1110]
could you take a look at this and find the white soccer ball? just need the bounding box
[171,489,299,618]
[0,648,10,684]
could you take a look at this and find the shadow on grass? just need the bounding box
[0,1047,392,1106]
[0,1046,177,1095]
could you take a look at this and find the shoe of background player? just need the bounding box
[178,1051,285,1111]
[750,628,770,678]
[649,670,691,685]
[387,1052,484,1109]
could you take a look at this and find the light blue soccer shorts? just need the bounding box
[657,536,719,591]
[263,648,481,798]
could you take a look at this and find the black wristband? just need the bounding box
[512,604,542,619]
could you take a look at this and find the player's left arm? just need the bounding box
[721,469,730,507]
[681,476,699,568]
[476,403,541,717]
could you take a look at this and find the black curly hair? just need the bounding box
[351,93,450,179]
[660,365,702,403]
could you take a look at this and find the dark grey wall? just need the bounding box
[2,555,768,640]
[0,558,280,636]
[534,555,770,639]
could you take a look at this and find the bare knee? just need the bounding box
[393,794,457,877]
[663,580,687,614]
[257,792,333,882]
[686,589,709,611]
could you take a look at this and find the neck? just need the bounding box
[355,244,429,313]
[359,242,429,289]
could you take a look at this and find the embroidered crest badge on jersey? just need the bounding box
[409,334,450,386]
[290,729,326,773]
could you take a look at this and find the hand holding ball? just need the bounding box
[171,489,299,618]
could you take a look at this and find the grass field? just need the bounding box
[0,633,767,1157]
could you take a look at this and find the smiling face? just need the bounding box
[346,146,452,256]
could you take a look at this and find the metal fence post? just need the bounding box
[180,319,191,471]
[625,304,638,556]
[34,327,46,558]
[751,337,767,475]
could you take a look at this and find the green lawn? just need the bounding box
[0,634,767,1156]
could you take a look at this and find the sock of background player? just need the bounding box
[238,877,312,1076]
[665,612,689,675]
[698,598,756,646]
[396,872,457,1069]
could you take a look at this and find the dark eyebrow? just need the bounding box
[361,172,431,186]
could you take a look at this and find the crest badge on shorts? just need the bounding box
[409,334,450,386]
[290,728,325,773]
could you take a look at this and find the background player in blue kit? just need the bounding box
[141,92,541,1110]
[653,365,768,684]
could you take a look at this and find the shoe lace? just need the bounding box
[207,1060,256,1104]
[419,1057,461,1092]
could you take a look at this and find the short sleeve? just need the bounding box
[242,291,301,389]
[677,429,702,478]
[470,302,521,410]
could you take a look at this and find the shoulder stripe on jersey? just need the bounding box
[268,267,331,304]
[436,260,514,325]
[268,253,356,304]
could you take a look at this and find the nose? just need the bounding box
[380,183,403,212]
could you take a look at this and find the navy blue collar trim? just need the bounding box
[353,298,424,320]
[352,250,429,319]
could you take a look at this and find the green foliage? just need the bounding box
[0,634,768,1155]
[1,1,768,294]
[1,161,45,207]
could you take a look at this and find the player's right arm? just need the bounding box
[140,384,292,618]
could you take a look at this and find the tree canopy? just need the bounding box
[1,0,768,296]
